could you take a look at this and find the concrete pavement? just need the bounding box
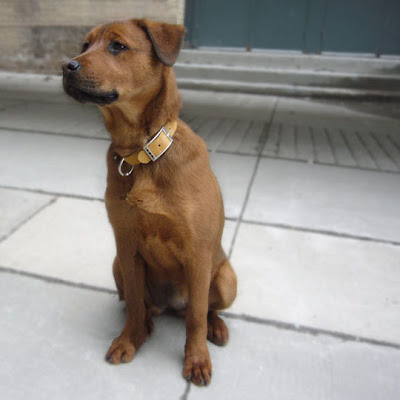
[1,85,400,399]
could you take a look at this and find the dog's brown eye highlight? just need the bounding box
[81,42,90,53]
[110,41,127,54]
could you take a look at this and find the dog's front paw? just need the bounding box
[106,336,136,364]
[183,349,212,386]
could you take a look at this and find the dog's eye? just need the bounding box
[81,42,90,53]
[110,41,127,53]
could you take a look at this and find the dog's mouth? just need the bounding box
[63,81,119,106]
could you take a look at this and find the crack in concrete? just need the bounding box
[0,196,57,244]
[221,311,400,351]
[240,219,400,247]
[179,381,191,400]
[228,97,279,258]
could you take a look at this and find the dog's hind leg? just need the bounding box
[209,258,237,310]
[207,258,237,346]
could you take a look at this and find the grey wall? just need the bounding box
[0,0,185,73]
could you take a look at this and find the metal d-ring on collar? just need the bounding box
[116,120,176,177]
[118,158,134,176]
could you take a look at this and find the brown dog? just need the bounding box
[62,18,237,386]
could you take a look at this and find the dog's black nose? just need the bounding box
[66,60,81,72]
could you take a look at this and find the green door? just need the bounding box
[185,0,400,55]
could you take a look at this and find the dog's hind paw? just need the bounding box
[207,311,229,346]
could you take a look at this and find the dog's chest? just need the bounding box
[106,178,186,270]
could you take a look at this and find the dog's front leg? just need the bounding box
[183,257,212,386]
[106,249,148,364]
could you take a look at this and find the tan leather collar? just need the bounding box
[117,119,177,176]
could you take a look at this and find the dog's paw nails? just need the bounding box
[183,352,212,386]
[106,337,136,364]
[105,354,113,363]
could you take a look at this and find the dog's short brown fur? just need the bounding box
[62,18,237,386]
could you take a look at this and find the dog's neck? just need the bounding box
[99,68,181,156]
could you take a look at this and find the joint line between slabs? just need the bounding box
[0,184,104,202]
[0,197,58,244]
[221,312,400,351]
[228,98,279,258]
[179,382,191,400]
[241,219,400,246]
[2,266,399,352]
[0,266,118,295]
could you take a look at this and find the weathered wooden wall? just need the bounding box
[0,0,185,73]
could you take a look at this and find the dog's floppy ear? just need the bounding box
[138,19,186,67]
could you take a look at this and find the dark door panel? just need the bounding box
[322,0,385,53]
[250,0,308,51]
[185,0,400,55]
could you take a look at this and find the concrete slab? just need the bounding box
[0,129,109,199]
[0,197,237,289]
[244,158,400,243]
[0,273,187,400]
[229,222,400,344]
[191,318,400,400]
[0,101,107,139]
[1,272,399,400]
[0,188,54,240]
[209,152,257,219]
[0,197,116,289]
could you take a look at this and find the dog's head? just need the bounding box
[62,19,186,106]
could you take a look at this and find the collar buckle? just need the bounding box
[143,127,173,162]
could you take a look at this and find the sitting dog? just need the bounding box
[62,18,237,386]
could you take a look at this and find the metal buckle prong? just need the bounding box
[118,157,134,176]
